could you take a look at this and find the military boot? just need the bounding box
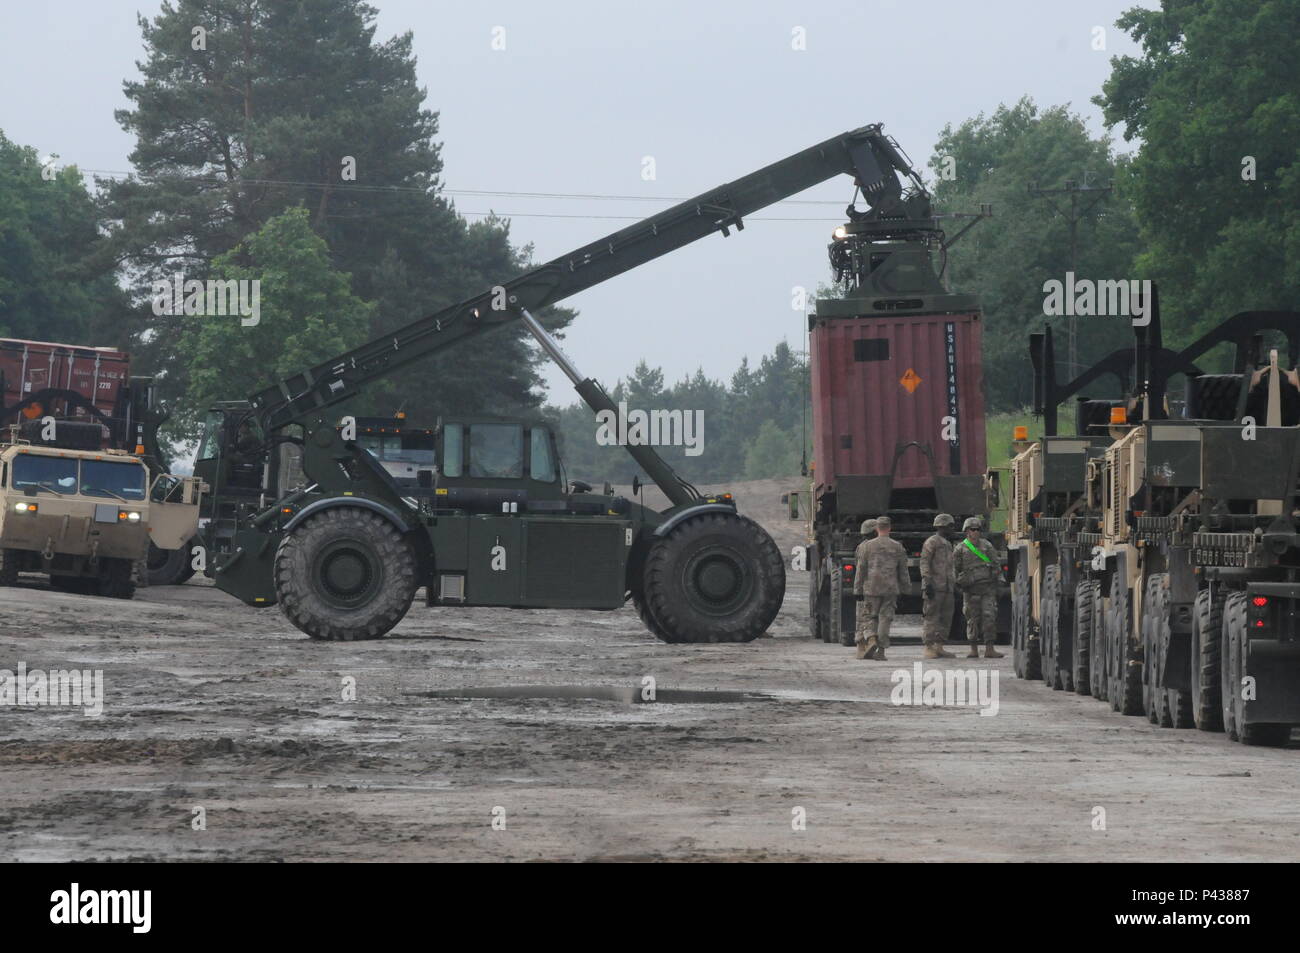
[983,643,1004,659]
[923,643,942,660]
[855,639,870,660]
[862,636,879,660]
[933,642,957,659]
[966,643,980,658]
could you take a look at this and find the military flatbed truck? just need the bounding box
[1007,301,1300,745]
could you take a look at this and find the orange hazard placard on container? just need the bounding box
[899,368,922,393]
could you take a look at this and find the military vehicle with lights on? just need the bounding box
[0,427,203,598]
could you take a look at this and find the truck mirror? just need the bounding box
[631,474,641,496]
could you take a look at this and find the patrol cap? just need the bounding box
[934,513,955,527]
[875,515,892,528]
[962,516,982,531]
[859,518,877,534]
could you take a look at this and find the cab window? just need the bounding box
[468,423,523,479]
[12,454,77,495]
[529,428,557,482]
[442,424,463,477]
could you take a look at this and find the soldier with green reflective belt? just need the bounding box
[952,516,1004,659]
[853,515,910,661]
[920,513,957,659]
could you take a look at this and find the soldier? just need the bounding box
[953,516,1004,659]
[920,513,958,659]
[850,519,876,656]
[852,515,910,661]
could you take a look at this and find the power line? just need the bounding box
[71,167,848,206]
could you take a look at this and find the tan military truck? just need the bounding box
[0,442,202,598]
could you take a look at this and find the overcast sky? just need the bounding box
[0,0,1147,401]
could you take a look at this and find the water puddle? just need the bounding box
[411,685,773,705]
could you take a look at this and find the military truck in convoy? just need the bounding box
[797,141,1008,647]
[1006,302,1300,746]
[0,437,202,598]
[0,336,201,586]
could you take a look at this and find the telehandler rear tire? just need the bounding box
[642,511,784,643]
[274,507,417,641]
[1073,580,1095,695]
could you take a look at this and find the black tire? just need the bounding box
[1220,592,1244,741]
[643,511,785,644]
[1142,574,1177,727]
[1041,565,1062,690]
[809,561,824,641]
[274,507,417,641]
[1222,592,1294,747]
[829,565,850,647]
[1091,580,1108,701]
[1156,580,1193,729]
[1073,580,1094,695]
[146,537,198,586]
[0,548,19,587]
[1191,589,1224,731]
[1011,557,1039,680]
[94,558,136,600]
[1076,399,1123,434]
[633,591,670,640]
[1107,574,1143,716]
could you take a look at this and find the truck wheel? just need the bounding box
[1041,565,1062,690]
[632,591,670,640]
[1073,580,1094,695]
[1191,589,1224,731]
[146,538,198,586]
[0,549,19,587]
[274,507,417,641]
[1221,593,1293,746]
[1152,578,1193,728]
[95,558,136,600]
[1142,574,1172,726]
[643,511,785,644]
[1188,374,1242,420]
[829,566,854,647]
[808,564,824,640]
[1011,558,1038,679]
[1107,576,1142,715]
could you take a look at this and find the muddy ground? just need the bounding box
[2,555,1298,862]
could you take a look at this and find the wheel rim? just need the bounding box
[312,537,383,608]
[681,546,750,616]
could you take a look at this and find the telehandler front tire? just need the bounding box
[274,507,417,641]
[642,511,784,643]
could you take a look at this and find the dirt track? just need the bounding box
[2,564,1298,862]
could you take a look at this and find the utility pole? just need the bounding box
[1028,176,1112,378]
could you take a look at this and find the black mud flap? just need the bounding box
[212,527,282,607]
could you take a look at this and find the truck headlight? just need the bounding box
[13,501,37,514]
[118,510,141,522]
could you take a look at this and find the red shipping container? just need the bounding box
[810,312,988,491]
[0,337,131,435]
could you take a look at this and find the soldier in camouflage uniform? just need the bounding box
[852,515,911,661]
[850,519,876,656]
[953,516,1004,659]
[919,513,958,659]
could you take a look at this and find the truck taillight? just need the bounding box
[1248,594,1270,631]
[843,564,854,574]
[1252,596,1269,607]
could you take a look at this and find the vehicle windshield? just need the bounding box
[469,424,523,479]
[80,459,147,501]
[11,454,77,495]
